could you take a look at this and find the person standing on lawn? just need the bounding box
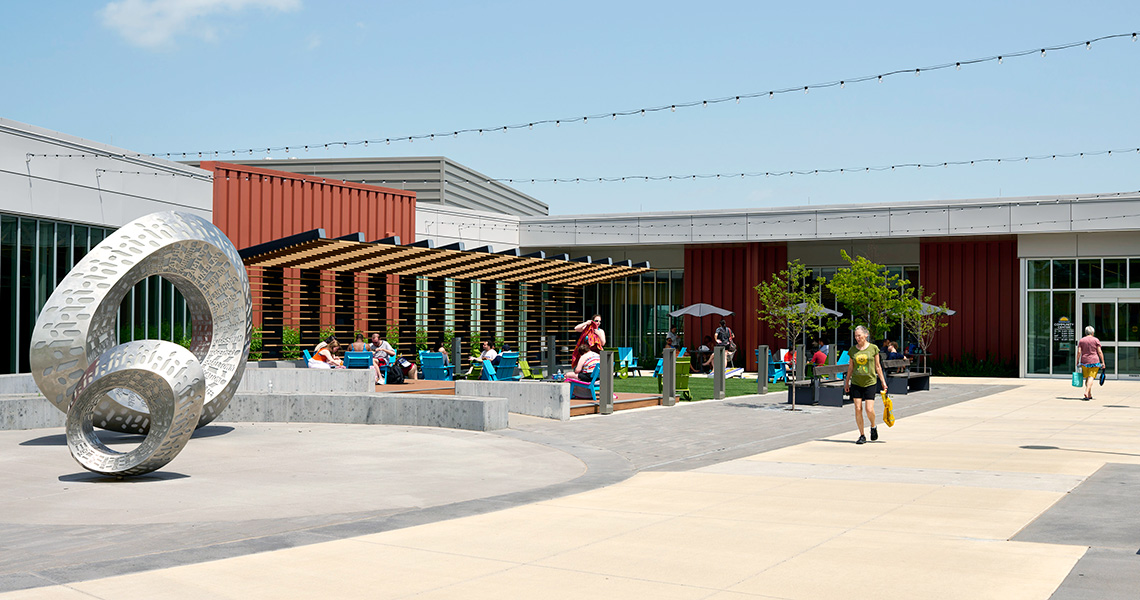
[844,325,888,445]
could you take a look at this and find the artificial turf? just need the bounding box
[612,374,786,401]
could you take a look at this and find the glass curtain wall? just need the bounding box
[810,265,920,356]
[1025,257,1140,377]
[582,270,684,365]
[0,214,184,375]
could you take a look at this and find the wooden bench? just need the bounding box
[881,358,930,393]
[787,364,848,407]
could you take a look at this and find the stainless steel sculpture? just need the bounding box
[30,211,251,476]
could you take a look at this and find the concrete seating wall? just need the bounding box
[455,380,570,421]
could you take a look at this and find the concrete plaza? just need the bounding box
[1,378,1138,599]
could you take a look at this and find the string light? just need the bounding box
[488,144,1140,184]
[144,31,1138,158]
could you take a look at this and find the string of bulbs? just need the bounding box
[489,146,1140,184]
[147,31,1137,159]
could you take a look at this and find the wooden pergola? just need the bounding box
[239,229,651,363]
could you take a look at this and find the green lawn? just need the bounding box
[613,375,786,401]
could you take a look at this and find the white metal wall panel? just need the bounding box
[816,210,890,238]
[888,207,950,236]
[746,213,817,239]
[948,205,1012,235]
[1,118,212,227]
[691,214,747,242]
[1070,198,1140,232]
[573,217,641,246]
[1010,202,1072,232]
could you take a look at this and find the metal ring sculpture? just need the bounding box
[30,211,251,476]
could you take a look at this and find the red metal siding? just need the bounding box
[202,162,416,336]
[920,238,1018,364]
[202,161,416,248]
[684,243,788,371]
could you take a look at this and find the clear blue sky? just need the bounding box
[3,1,1139,214]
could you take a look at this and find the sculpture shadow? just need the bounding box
[19,425,234,447]
[58,471,190,483]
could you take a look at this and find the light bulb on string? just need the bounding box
[955,62,961,70]
[1041,49,1046,56]
[998,56,1002,64]
[1086,41,1091,49]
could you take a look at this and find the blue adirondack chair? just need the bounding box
[303,349,313,363]
[569,363,602,401]
[480,352,520,381]
[343,351,372,369]
[419,351,455,381]
[617,347,640,377]
[835,350,850,381]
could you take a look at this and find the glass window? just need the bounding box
[1052,260,1075,289]
[55,223,71,286]
[1104,258,1127,289]
[37,222,54,313]
[1052,291,1075,374]
[1119,347,1140,377]
[1027,291,1050,374]
[1,216,16,374]
[1078,259,1101,289]
[1131,259,1140,289]
[1082,302,1115,342]
[72,225,88,266]
[1027,260,1051,289]
[1120,302,1140,343]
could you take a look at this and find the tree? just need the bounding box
[826,250,907,340]
[755,260,828,353]
[899,285,952,361]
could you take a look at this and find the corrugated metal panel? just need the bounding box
[202,161,416,248]
[192,157,548,216]
[920,237,1018,365]
[683,243,787,372]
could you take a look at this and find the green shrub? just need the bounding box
[416,327,430,353]
[386,325,400,351]
[249,326,263,361]
[469,331,481,354]
[281,326,300,360]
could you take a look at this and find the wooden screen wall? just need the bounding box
[249,267,584,366]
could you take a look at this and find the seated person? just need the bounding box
[433,339,450,366]
[568,343,601,397]
[348,332,382,384]
[470,340,498,371]
[370,331,417,381]
[369,332,395,367]
[309,336,344,369]
[693,336,714,372]
[811,345,827,366]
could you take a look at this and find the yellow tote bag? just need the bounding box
[881,391,895,427]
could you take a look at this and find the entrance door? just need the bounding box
[1078,297,1140,380]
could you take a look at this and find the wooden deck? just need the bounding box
[378,380,663,416]
[570,392,664,416]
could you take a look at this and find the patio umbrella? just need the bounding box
[669,303,734,318]
[791,303,843,317]
[918,302,956,315]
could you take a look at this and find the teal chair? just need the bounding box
[419,351,455,381]
[303,349,313,363]
[617,347,640,377]
[569,363,602,401]
[481,352,520,381]
[835,350,850,381]
[343,351,372,369]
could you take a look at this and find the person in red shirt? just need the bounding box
[811,345,827,366]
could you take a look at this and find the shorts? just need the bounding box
[1081,365,1100,380]
[848,383,878,401]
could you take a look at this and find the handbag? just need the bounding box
[1071,371,1083,387]
[881,391,895,427]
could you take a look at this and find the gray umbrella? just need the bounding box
[791,303,843,317]
[918,302,956,315]
[669,303,734,318]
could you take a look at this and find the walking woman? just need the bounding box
[844,325,888,445]
[1077,326,1105,401]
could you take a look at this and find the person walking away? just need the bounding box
[844,325,888,445]
[1077,326,1105,401]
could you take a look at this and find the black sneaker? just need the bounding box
[856,435,866,445]
[870,427,878,441]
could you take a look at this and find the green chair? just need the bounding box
[656,359,693,401]
[518,358,544,380]
[466,363,483,380]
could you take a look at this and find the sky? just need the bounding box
[2,0,1139,215]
